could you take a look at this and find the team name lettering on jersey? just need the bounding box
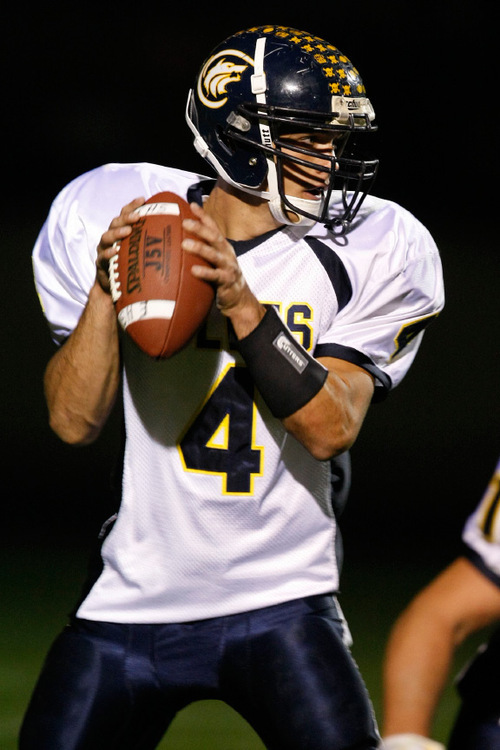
[196,302,314,352]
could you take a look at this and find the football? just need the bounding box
[109,191,215,359]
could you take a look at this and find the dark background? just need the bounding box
[2,3,498,565]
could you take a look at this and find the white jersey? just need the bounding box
[462,457,500,586]
[33,162,444,623]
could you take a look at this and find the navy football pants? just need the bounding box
[448,704,500,750]
[19,594,379,749]
[448,629,500,750]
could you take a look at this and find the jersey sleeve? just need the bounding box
[33,176,105,345]
[314,199,445,394]
[32,162,210,345]
[461,457,500,588]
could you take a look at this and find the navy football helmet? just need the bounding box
[186,25,379,231]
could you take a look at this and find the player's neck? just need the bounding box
[204,179,282,241]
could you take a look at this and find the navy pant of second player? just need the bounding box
[19,594,379,750]
[447,628,500,750]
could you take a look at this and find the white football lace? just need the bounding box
[108,244,122,302]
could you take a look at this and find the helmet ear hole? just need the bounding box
[215,127,236,157]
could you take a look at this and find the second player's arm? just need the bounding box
[382,556,500,740]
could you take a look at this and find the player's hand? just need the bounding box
[181,202,260,323]
[95,197,146,294]
[380,734,445,750]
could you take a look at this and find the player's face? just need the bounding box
[278,131,342,202]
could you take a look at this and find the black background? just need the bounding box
[2,3,498,562]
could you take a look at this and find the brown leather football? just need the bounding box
[109,191,214,358]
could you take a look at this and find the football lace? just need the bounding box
[108,244,122,302]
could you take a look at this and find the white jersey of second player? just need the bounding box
[33,162,444,624]
[462,457,500,584]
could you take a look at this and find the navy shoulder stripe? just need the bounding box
[304,237,352,312]
[314,342,392,400]
[230,228,282,256]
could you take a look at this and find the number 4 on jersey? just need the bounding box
[178,364,263,495]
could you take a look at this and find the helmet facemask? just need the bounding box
[220,103,379,231]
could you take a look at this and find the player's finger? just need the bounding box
[183,203,226,245]
[107,198,145,231]
[182,222,225,248]
[120,197,146,218]
[100,222,134,247]
[99,198,147,250]
[181,236,224,268]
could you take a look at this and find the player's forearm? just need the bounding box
[234,306,373,460]
[382,605,455,737]
[44,282,121,445]
[282,362,373,460]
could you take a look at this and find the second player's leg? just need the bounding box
[448,633,500,750]
[448,703,500,750]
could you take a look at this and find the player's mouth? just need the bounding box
[304,186,324,200]
[300,170,330,200]
[301,181,329,201]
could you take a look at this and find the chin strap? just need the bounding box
[263,160,320,227]
[268,192,321,228]
[251,34,322,228]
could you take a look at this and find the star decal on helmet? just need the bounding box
[240,26,367,96]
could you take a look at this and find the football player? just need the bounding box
[381,458,500,750]
[21,25,444,750]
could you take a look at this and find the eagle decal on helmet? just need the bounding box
[197,50,254,109]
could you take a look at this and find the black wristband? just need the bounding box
[237,307,328,418]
